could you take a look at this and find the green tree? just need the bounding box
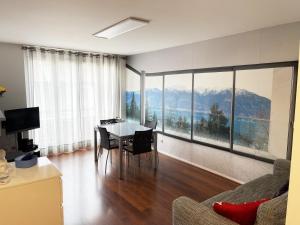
[208,103,229,137]
[130,92,138,119]
[126,104,130,118]
[145,97,150,121]
[152,112,158,123]
[195,117,208,135]
[200,118,207,129]
[166,116,173,128]
[176,116,183,129]
[182,116,189,130]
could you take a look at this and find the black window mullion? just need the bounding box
[286,65,298,160]
[230,70,236,151]
[162,74,165,133]
[143,61,298,163]
[191,73,195,140]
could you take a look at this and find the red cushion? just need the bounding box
[213,198,269,225]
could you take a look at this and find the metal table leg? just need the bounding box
[153,132,158,169]
[119,137,123,179]
[94,127,98,162]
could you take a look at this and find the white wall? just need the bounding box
[128,22,300,73]
[128,22,300,183]
[0,42,26,152]
[269,68,293,159]
[157,135,272,183]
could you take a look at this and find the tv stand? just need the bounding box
[17,132,38,152]
[17,132,22,149]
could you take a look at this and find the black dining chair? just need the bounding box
[99,127,119,174]
[128,119,157,143]
[144,120,159,164]
[123,129,153,168]
[99,118,118,148]
[144,119,157,129]
[144,119,157,142]
[100,118,118,125]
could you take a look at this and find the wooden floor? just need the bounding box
[49,149,239,225]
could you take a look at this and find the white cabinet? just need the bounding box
[0,157,63,225]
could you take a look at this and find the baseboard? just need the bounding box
[158,150,244,184]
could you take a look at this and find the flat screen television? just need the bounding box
[4,107,40,134]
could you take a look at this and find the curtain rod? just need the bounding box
[22,45,127,59]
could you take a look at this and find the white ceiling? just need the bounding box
[0,0,300,55]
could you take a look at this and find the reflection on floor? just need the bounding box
[49,149,239,225]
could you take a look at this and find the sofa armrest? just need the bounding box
[172,196,238,225]
[255,192,288,225]
[273,159,290,178]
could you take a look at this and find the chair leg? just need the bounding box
[127,152,130,167]
[134,155,137,175]
[138,155,141,168]
[105,150,109,174]
[110,150,112,164]
[97,146,102,160]
[147,152,152,160]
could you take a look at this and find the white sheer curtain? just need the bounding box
[24,48,125,155]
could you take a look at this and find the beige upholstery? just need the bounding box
[172,159,290,225]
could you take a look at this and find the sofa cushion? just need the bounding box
[232,174,289,201]
[173,196,239,225]
[202,173,289,208]
[172,159,291,225]
[202,191,234,207]
[213,199,269,225]
[255,192,288,225]
[273,181,289,198]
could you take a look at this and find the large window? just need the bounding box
[125,68,140,122]
[125,62,297,161]
[193,72,233,147]
[164,74,192,138]
[233,67,294,159]
[145,76,163,130]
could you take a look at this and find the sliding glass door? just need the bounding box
[164,74,192,139]
[145,76,163,130]
[125,68,141,123]
[126,61,296,161]
[193,72,233,147]
[233,67,294,159]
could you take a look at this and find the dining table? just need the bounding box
[94,122,158,179]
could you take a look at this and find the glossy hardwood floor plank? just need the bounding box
[49,149,239,225]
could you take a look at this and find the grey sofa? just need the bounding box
[172,159,290,225]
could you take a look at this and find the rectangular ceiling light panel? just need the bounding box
[94,17,149,39]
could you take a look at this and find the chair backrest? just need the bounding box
[132,129,153,155]
[99,127,110,149]
[100,118,118,125]
[144,120,157,129]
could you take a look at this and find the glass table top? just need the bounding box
[99,122,154,138]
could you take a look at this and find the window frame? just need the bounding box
[128,61,298,163]
[192,70,234,148]
[144,75,164,131]
[125,64,142,123]
[163,73,193,139]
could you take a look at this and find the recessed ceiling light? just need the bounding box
[94,17,150,39]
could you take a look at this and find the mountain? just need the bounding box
[194,89,271,119]
[194,89,232,115]
[126,91,141,107]
[127,88,271,120]
[145,89,162,108]
[234,89,271,119]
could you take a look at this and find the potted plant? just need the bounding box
[0,85,6,96]
[0,85,6,124]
